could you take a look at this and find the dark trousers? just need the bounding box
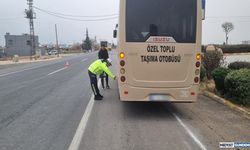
[100,72,109,88]
[88,70,100,96]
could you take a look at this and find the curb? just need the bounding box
[201,91,250,119]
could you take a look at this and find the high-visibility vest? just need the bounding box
[88,60,115,79]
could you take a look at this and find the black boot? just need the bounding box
[97,94,103,98]
[94,95,103,100]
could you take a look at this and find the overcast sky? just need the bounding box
[0,0,250,46]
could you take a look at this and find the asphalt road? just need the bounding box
[79,87,250,150]
[0,52,98,150]
[0,51,249,150]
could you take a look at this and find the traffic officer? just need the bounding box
[88,58,116,100]
[98,45,110,89]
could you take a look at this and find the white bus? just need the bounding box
[114,0,205,102]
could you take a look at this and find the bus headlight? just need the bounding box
[120,60,125,66]
[120,68,125,74]
[196,61,201,68]
[121,76,126,82]
[196,53,201,60]
[120,52,125,59]
[195,69,200,75]
[194,77,199,83]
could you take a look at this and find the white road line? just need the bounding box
[0,65,43,78]
[47,67,67,76]
[68,79,101,150]
[81,58,88,62]
[68,95,94,150]
[172,113,207,150]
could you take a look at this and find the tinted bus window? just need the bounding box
[126,0,197,43]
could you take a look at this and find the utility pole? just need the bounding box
[55,24,59,57]
[25,0,36,60]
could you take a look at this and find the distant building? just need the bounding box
[0,46,6,58]
[242,40,250,45]
[5,33,39,57]
[0,46,4,52]
[37,46,46,56]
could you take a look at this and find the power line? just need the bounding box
[33,6,118,18]
[35,8,118,21]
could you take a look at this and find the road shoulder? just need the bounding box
[201,91,250,119]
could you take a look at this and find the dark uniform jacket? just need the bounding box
[98,49,109,60]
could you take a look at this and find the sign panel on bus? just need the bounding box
[146,36,176,43]
[141,44,182,63]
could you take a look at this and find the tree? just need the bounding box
[202,51,224,79]
[82,29,92,52]
[221,22,234,45]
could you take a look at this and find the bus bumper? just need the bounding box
[118,84,198,102]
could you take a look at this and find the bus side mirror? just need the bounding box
[113,30,117,38]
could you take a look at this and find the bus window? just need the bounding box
[126,0,197,43]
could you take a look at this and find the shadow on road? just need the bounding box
[120,101,191,121]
